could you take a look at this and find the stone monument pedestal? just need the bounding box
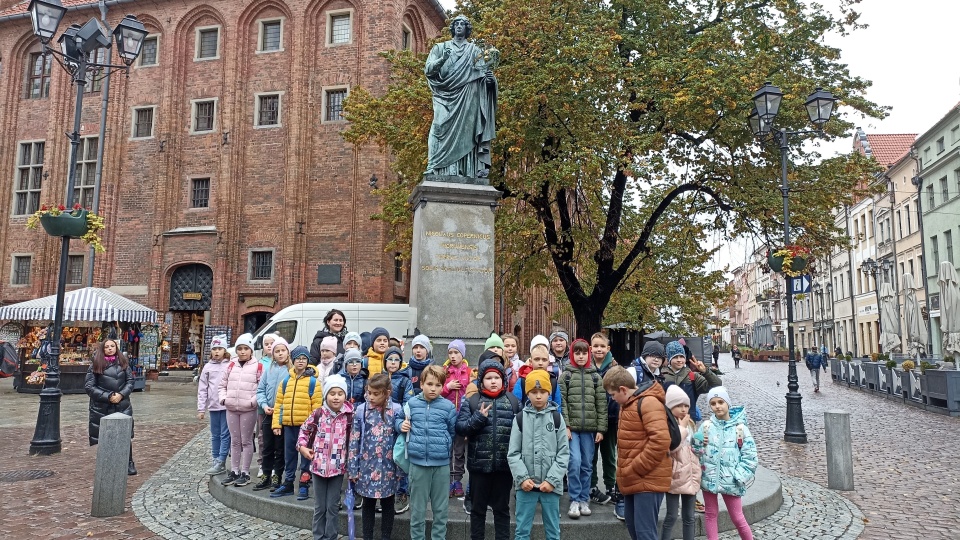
[409,179,501,361]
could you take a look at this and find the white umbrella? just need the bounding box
[878,281,901,353]
[903,273,927,358]
[937,261,960,363]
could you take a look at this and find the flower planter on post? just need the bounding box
[38,209,89,238]
[768,252,807,274]
[922,369,960,415]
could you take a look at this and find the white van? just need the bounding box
[251,303,413,354]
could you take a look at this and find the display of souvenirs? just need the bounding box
[0,322,22,344]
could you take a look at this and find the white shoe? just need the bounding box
[579,501,592,516]
[568,501,580,519]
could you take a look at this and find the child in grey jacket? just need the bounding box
[507,370,569,540]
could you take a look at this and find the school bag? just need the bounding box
[515,406,561,432]
[637,395,682,452]
[226,359,264,381]
[393,402,411,472]
[700,419,753,488]
[280,372,317,397]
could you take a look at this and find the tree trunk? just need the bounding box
[572,297,605,341]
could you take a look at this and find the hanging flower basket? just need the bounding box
[26,204,106,252]
[768,246,810,277]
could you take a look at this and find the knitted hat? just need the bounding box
[323,374,348,400]
[384,346,404,364]
[271,336,290,354]
[640,340,666,359]
[234,333,254,350]
[320,336,338,353]
[210,334,228,349]
[478,359,505,381]
[344,332,362,348]
[343,348,363,365]
[478,349,504,366]
[485,333,505,350]
[548,330,569,345]
[290,345,310,362]
[411,334,432,354]
[370,327,390,343]
[448,339,466,358]
[665,385,690,409]
[530,335,550,355]
[705,386,732,407]
[524,369,552,394]
[665,341,685,361]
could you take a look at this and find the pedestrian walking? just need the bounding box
[805,349,827,392]
[731,345,742,369]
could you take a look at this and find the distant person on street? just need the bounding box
[804,349,827,393]
[731,345,742,369]
[711,345,720,368]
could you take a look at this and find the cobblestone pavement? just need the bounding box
[0,377,202,540]
[717,356,960,540]
[134,406,864,539]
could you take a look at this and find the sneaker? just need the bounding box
[270,474,282,491]
[695,500,705,513]
[579,501,592,516]
[253,475,273,491]
[297,486,310,500]
[463,497,473,514]
[568,501,580,519]
[451,481,464,498]
[395,494,410,514]
[206,460,226,476]
[590,487,611,505]
[376,502,382,513]
[354,497,364,510]
[270,482,295,497]
[234,473,251,487]
[614,498,625,521]
[220,471,239,486]
[300,471,312,484]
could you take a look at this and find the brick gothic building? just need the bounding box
[0,0,445,349]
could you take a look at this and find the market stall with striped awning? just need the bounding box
[0,287,157,323]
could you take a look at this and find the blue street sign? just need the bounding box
[791,274,811,294]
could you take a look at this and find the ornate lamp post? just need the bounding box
[747,82,836,444]
[26,0,147,455]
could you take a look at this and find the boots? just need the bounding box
[128,459,138,476]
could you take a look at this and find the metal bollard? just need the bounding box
[91,412,133,517]
[824,410,854,491]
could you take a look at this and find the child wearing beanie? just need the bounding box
[365,327,391,374]
[339,348,369,407]
[271,346,321,500]
[509,367,568,540]
[314,336,340,383]
[692,387,757,540]
[403,334,434,395]
[442,339,471,497]
[297,374,353,540]
[513,336,563,412]
[661,386,700,540]
[254,336,292,491]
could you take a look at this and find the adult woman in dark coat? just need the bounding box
[84,338,137,475]
[309,309,348,363]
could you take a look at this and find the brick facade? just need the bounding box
[0,0,445,333]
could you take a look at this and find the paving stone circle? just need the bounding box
[0,469,55,482]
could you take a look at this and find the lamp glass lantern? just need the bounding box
[28,0,66,44]
[804,88,836,127]
[748,107,764,137]
[752,82,783,122]
[861,257,877,275]
[57,24,81,60]
[76,17,111,54]
[113,15,148,65]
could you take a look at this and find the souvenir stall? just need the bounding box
[0,287,158,394]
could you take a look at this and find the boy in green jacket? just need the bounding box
[508,370,569,540]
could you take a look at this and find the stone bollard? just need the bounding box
[91,412,133,517]
[824,410,854,491]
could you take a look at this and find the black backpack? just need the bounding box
[637,395,682,451]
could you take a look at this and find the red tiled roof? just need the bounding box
[861,133,917,167]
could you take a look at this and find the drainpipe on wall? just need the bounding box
[845,205,859,356]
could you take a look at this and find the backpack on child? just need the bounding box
[226,359,264,381]
[637,395,682,451]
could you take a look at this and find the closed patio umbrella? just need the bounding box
[878,282,901,353]
[937,262,960,366]
[903,273,927,359]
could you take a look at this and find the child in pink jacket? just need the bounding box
[218,333,263,487]
[442,339,471,497]
[298,374,353,540]
[661,386,702,540]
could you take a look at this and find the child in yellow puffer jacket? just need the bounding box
[272,346,321,499]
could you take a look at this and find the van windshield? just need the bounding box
[255,320,297,348]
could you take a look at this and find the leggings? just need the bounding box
[226,409,257,474]
[703,491,753,540]
[661,493,696,540]
[361,495,395,540]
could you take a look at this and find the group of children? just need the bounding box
[196,326,758,540]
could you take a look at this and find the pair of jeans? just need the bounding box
[809,368,821,389]
[312,474,343,540]
[469,470,512,540]
[661,493,696,540]
[703,491,753,540]
[409,464,449,540]
[362,495,395,540]
[260,414,284,477]
[514,489,560,540]
[623,492,664,540]
[226,409,257,474]
[567,431,596,503]
[591,421,618,492]
[450,435,467,482]
[208,410,231,462]
[282,425,309,484]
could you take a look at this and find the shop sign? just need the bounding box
[243,296,276,308]
[182,292,203,301]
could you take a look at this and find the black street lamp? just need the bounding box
[748,81,836,444]
[861,257,893,353]
[26,0,147,456]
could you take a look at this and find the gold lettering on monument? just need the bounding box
[423,229,491,273]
